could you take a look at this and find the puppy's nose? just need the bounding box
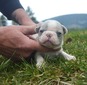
[46,34,52,38]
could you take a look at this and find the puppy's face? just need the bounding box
[37,20,67,49]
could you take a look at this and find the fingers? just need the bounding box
[18,23,42,35]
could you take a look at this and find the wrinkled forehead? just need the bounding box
[41,20,63,32]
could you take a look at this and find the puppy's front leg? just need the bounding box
[59,50,76,61]
[35,53,45,68]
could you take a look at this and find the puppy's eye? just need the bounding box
[57,32,62,37]
[39,30,44,33]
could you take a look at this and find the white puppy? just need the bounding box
[31,20,76,68]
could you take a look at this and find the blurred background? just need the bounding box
[0,0,87,29]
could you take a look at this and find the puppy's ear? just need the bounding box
[35,22,43,33]
[62,25,68,34]
[35,26,40,33]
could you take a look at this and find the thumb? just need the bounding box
[17,25,37,35]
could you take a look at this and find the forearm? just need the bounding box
[11,8,36,26]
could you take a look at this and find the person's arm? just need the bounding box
[0,0,36,26]
[11,8,36,26]
[0,0,56,62]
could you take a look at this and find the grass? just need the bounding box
[0,29,87,85]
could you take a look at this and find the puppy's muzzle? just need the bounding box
[43,32,54,43]
[46,33,53,38]
[40,31,60,47]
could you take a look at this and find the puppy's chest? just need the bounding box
[38,50,61,59]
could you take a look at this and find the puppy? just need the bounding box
[31,20,76,68]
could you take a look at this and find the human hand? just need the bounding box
[0,25,36,62]
[0,25,56,62]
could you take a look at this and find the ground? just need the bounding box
[0,29,87,85]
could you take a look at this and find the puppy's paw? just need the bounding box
[61,51,76,61]
[66,55,76,61]
[36,62,46,69]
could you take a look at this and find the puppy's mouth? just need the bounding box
[43,40,58,46]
